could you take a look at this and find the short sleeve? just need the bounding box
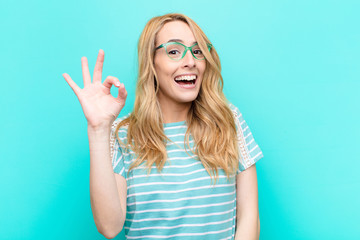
[229,103,264,174]
[110,119,127,179]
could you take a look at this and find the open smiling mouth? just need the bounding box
[174,75,197,85]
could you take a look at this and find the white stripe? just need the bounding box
[118,137,193,145]
[244,132,251,139]
[124,155,197,164]
[246,138,254,146]
[119,166,125,176]
[127,175,230,189]
[167,156,198,160]
[134,161,201,170]
[220,234,235,240]
[119,140,192,147]
[126,226,234,239]
[127,199,235,214]
[166,133,186,138]
[251,151,263,161]
[167,148,196,154]
[249,144,259,153]
[114,154,123,167]
[121,148,196,157]
[167,140,194,145]
[125,216,235,230]
[127,190,236,206]
[115,120,190,143]
[126,208,235,222]
[164,125,187,130]
[127,183,235,198]
[126,168,206,181]
[123,150,134,156]
[242,126,249,132]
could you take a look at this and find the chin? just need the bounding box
[177,96,198,104]
[179,91,200,101]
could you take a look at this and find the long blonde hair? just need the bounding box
[115,13,239,184]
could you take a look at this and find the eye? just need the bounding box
[168,50,180,55]
[193,49,203,54]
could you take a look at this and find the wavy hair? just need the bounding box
[115,13,239,184]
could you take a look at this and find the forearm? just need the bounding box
[88,124,124,237]
[234,214,260,240]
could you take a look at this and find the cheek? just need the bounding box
[199,62,206,76]
[155,64,178,88]
[156,60,177,78]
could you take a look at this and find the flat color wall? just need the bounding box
[1,0,359,239]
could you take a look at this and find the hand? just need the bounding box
[62,49,127,128]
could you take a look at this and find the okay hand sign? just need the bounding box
[63,50,127,128]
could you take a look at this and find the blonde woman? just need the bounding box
[63,13,263,240]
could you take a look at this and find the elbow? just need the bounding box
[102,232,115,239]
[94,211,125,239]
[103,232,118,240]
[100,227,122,239]
[98,223,123,239]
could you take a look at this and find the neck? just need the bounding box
[159,100,192,124]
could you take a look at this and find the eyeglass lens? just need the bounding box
[165,43,205,60]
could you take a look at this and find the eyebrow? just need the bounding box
[167,39,197,44]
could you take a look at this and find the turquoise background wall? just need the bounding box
[1,0,359,239]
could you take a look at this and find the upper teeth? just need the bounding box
[175,75,196,81]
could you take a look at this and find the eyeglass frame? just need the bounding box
[155,41,213,61]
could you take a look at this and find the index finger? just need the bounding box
[93,49,104,83]
[63,73,81,96]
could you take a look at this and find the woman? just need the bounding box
[63,13,263,240]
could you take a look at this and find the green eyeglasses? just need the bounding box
[155,42,212,61]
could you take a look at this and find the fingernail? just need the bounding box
[116,83,120,87]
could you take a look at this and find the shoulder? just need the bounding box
[227,102,243,119]
[111,113,131,139]
[227,102,247,133]
[110,113,131,159]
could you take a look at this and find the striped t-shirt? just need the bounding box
[110,103,264,239]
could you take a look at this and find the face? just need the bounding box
[154,21,206,109]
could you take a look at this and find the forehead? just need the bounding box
[156,21,196,46]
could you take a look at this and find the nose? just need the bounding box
[182,49,196,68]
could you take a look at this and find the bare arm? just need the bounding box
[63,49,128,239]
[235,164,260,240]
[88,125,126,238]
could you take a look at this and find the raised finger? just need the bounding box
[62,73,81,96]
[93,49,104,83]
[81,57,91,87]
[103,76,121,91]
